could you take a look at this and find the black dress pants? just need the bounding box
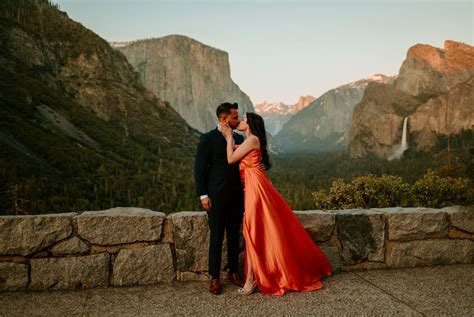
[207,197,244,279]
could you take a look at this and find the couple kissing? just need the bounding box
[194,102,332,296]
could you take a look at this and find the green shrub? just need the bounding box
[352,174,411,208]
[312,170,473,210]
[411,170,474,208]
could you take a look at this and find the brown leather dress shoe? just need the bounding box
[209,278,222,295]
[227,272,244,287]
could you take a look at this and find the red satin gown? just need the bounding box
[239,147,332,296]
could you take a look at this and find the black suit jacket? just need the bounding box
[194,128,244,202]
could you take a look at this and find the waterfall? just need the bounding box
[400,117,408,152]
[388,117,409,160]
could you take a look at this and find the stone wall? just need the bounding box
[1,206,472,292]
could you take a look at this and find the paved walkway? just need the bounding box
[1,264,473,316]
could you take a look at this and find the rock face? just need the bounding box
[409,77,474,150]
[276,75,392,153]
[0,213,75,256]
[396,41,474,96]
[348,41,474,158]
[254,96,315,136]
[115,35,254,132]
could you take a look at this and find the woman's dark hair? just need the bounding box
[246,112,271,170]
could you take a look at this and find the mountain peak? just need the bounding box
[110,35,227,55]
[338,74,393,89]
[254,101,289,114]
[406,40,474,74]
[291,95,316,113]
[254,96,315,136]
[396,40,473,96]
[255,96,315,115]
[444,40,474,70]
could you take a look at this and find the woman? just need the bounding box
[219,112,332,296]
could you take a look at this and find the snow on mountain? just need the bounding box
[254,96,315,135]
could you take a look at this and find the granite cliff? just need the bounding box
[348,41,474,158]
[115,36,254,132]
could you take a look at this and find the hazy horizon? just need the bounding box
[55,0,472,105]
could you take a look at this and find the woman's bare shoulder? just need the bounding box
[247,135,260,148]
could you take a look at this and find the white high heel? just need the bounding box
[237,281,257,295]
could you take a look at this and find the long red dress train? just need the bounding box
[239,147,332,296]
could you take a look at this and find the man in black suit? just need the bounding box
[194,102,245,295]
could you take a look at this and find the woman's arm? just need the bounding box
[225,135,259,164]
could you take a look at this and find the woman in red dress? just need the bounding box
[219,112,332,296]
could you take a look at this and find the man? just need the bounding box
[194,102,245,295]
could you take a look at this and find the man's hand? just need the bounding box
[201,197,212,211]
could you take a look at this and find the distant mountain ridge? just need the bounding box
[114,35,254,132]
[254,96,315,135]
[274,75,393,153]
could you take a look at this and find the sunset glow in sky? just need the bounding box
[56,0,473,105]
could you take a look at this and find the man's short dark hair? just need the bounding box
[216,102,238,118]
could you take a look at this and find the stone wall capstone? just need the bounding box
[0,213,75,256]
[444,206,474,233]
[295,210,335,242]
[76,207,165,245]
[383,208,449,241]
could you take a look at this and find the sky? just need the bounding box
[55,0,473,105]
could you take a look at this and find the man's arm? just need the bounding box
[194,133,212,210]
